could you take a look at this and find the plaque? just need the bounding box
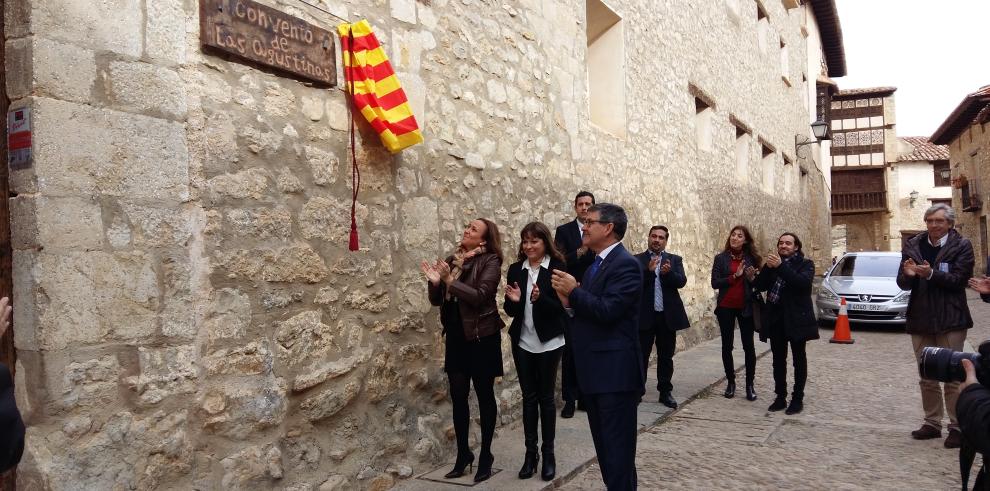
[200,0,337,86]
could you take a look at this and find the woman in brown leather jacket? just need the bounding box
[422,218,505,483]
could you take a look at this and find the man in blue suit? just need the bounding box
[551,203,643,490]
[635,226,690,409]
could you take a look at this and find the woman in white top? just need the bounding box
[503,221,568,482]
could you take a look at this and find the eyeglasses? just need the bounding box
[584,219,611,226]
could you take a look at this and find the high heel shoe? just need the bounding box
[444,451,475,479]
[541,451,556,481]
[474,452,495,483]
[518,451,538,479]
[745,384,757,401]
[723,380,736,398]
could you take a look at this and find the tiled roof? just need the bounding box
[835,86,897,98]
[931,84,990,145]
[896,137,949,162]
[810,0,847,78]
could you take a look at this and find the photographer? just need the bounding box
[958,357,990,490]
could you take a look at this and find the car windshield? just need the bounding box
[831,255,900,278]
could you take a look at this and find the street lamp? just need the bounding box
[795,120,829,158]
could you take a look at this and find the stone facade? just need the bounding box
[885,137,951,250]
[945,123,990,273]
[6,0,838,488]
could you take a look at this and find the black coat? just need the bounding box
[503,258,568,345]
[957,383,990,490]
[0,363,24,473]
[711,250,760,317]
[752,252,819,342]
[896,229,974,335]
[635,250,690,331]
[554,220,595,281]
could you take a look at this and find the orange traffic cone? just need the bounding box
[830,297,854,344]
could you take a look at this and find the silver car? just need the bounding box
[816,252,910,326]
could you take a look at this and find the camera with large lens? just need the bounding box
[919,340,990,384]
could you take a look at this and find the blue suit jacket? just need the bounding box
[567,242,645,395]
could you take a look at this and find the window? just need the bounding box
[933,161,950,187]
[587,0,626,137]
[761,140,776,192]
[695,97,713,151]
[756,2,769,54]
[735,124,750,180]
[779,38,789,83]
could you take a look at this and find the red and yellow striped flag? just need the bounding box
[338,20,423,153]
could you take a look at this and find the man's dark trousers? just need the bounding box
[640,312,675,394]
[585,390,639,490]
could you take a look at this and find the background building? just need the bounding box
[829,86,897,255]
[887,137,951,248]
[1,0,845,488]
[931,84,990,272]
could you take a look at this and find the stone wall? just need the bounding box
[950,122,990,273]
[6,0,833,488]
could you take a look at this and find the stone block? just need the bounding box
[225,206,292,239]
[5,37,96,103]
[391,0,417,23]
[301,96,324,121]
[108,61,187,119]
[38,251,159,350]
[201,378,288,439]
[31,98,190,201]
[36,196,104,251]
[401,197,439,260]
[292,350,370,392]
[274,310,335,369]
[124,345,198,405]
[299,196,368,246]
[146,0,186,65]
[299,380,360,422]
[220,443,283,489]
[326,98,349,131]
[306,145,339,186]
[207,168,272,200]
[9,195,38,251]
[280,433,322,472]
[215,244,329,283]
[121,203,194,248]
[343,289,390,313]
[204,341,272,376]
[12,251,39,351]
[204,288,252,346]
[33,0,143,57]
[47,354,121,410]
[263,82,295,117]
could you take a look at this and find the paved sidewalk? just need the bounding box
[400,333,771,490]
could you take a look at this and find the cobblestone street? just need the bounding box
[562,290,990,490]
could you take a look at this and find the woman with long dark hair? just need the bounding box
[503,222,568,481]
[422,218,505,483]
[711,225,762,401]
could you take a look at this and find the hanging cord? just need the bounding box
[344,27,361,251]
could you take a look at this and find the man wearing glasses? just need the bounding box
[551,203,643,490]
[898,203,975,449]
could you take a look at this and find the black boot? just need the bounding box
[785,398,803,415]
[474,451,494,483]
[768,396,787,412]
[745,384,757,401]
[541,450,556,481]
[518,451,538,479]
[444,450,475,479]
[723,380,736,398]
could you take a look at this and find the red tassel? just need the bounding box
[348,217,359,251]
[344,27,361,252]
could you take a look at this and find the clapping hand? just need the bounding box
[962,358,980,391]
[506,282,522,302]
[765,253,781,268]
[530,283,541,303]
[648,255,660,272]
[902,258,918,277]
[744,266,758,281]
[551,269,578,306]
[970,276,990,294]
[914,260,933,279]
[733,261,745,279]
[421,260,442,286]
[660,259,672,275]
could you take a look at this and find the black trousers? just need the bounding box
[770,337,808,401]
[586,391,639,490]
[448,370,498,458]
[512,344,563,454]
[715,307,756,385]
[561,329,581,403]
[639,312,676,394]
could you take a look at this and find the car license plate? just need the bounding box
[848,303,883,311]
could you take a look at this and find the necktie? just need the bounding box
[586,255,603,282]
[654,254,664,312]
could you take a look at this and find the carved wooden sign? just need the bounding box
[200,0,337,86]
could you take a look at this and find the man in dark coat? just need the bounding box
[897,203,974,449]
[635,225,689,408]
[0,297,23,475]
[753,232,818,415]
[957,357,990,490]
[551,203,643,491]
[554,191,596,418]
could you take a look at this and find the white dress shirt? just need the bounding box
[519,256,566,353]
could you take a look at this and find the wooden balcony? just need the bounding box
[831,191,887,215]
